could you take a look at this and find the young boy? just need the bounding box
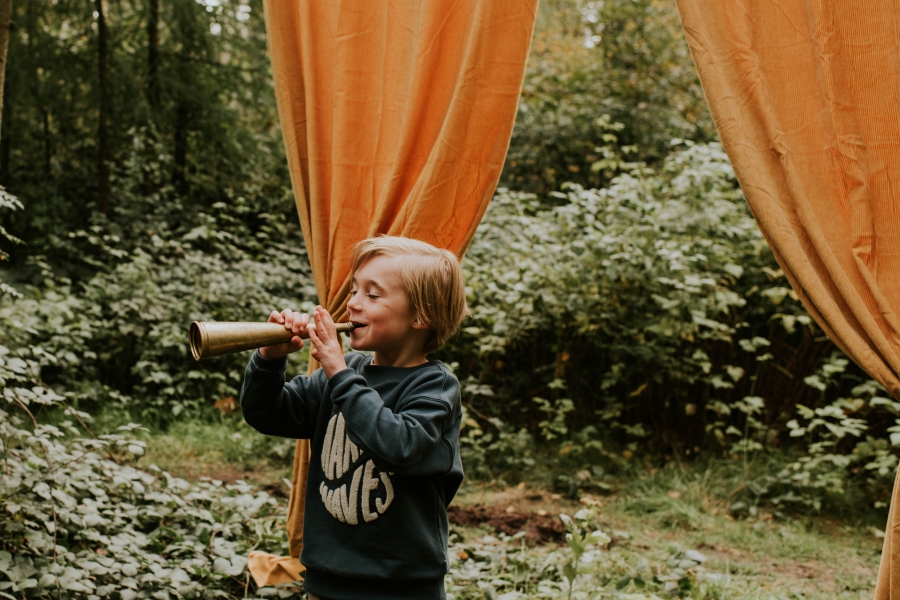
[240,236,468,600]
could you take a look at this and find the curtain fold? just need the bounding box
[673,0,900,595]
[248,0,538,586]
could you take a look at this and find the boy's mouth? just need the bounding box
[350,322,367,330]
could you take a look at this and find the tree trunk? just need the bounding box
[173,100,188,193]
[0,0,12,140]
[0,77,10,186]
[41,105,49,177]
[147,0,159,109]
[96,0,110,214]
[171,4,193,195]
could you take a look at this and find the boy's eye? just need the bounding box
[367,294,379,299]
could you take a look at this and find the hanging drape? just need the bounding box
[247,0,538,586]
[673,0,900,595]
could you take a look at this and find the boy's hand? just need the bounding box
[258,308,309,360]
[308,306,348,378]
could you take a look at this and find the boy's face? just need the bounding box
[347,255,426,361]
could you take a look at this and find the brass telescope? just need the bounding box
[190,321,358,360]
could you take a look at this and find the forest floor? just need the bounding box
[136,419,883,599]
[452,485,880,598]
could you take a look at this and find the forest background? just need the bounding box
[0,0,893,598]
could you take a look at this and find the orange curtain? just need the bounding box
[673,0,900,595]
[247,0,538,586]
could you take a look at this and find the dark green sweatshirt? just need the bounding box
[240,351,464,600]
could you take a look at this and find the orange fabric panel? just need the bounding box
[250,0,537,586]
[265,0,538,317]
[673,0,900,594]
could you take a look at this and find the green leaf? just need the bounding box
[562,561,577,584]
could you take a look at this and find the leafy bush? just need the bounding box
[451,142,900,514]
[736,356,900,515]
[0,317,294,598]
[501,0,716,194]
[454,142,817,452]
[2,243,314,424]
[2,155,318,424]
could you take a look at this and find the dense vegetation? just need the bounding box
[0,0,892,597]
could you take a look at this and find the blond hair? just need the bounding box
[351,236,469,354]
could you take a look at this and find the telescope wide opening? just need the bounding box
[189,322,204,360]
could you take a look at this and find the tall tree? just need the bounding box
[0,79,9,185]
[147,0,159,109]
[96,0,110,214]
[0,0,11,139]
[3,0,286,259]
[171,2,201,195]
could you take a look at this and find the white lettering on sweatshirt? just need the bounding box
[319,413,393,524]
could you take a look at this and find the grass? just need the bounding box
[86,407,297,486]
[606,457,882,597]
[453,476,881,599]
[98,412,886,598]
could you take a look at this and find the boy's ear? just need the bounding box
[412,317,430,330]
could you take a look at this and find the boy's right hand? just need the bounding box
[258,309,309,360]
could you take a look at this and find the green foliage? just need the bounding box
[0,323,294,598]
[0,188,23,298]
[445,468,880,599]
[502,0,716,194]
[758,357,900,514]
[2,257,313,426]
[1,175,316,424]
[455,142,811,452]
[445,504,724,599]
[2,0,289,263]
[140,418,297,477]
[558,505,610,599]
[449,141,900,516]
[0,188,23,262]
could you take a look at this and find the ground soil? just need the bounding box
[447,504,565,545]
[449,485,576,545]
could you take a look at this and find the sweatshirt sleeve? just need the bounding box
[326,367,454,475]
[239,350,322,439]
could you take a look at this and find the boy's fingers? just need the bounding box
[269,310,283,324]
[285,312,308,335]
[315,307,335,335]
[317,320,333,343]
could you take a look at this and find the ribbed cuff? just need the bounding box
[326,367,356,391]
[250,349,288,372]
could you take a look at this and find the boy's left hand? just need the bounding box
[308,306,348,378]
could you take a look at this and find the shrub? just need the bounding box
[0,318,293,597]
[452,142,821,454]
[2,251,314,424]
[1,180,318,424]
